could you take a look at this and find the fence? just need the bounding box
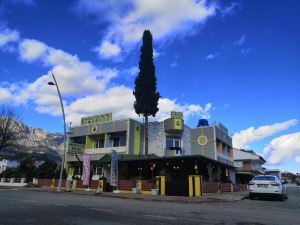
[202,182,248,193]
[0,178,28,187]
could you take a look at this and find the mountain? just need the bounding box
[1,121,64,159]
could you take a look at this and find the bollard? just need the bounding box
[188,175,202,197]
[155,176,165,196]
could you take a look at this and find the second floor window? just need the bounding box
[94,139,104,148]
[166,136,181,150]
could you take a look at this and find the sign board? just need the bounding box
[198,135,208,145]
[171,111,183,119]
[82,153,90,186]
[81,113,112,125]
[110,150,118,187]
[173,119,183,130]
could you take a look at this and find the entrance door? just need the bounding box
[165,172,188,196]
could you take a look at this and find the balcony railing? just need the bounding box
[68,143,85,154]
[217,152,234,166]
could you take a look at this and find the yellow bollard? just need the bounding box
[189,175,202,197]
[155,176,165,196]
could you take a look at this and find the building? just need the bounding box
[233,149,266,183]
[66,112,236,195]
[265,169,282,180]
[0,158,20,173]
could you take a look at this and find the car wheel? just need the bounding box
[279,194,285,202]
[284,191,288,199]
[249,194,255,200]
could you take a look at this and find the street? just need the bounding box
[0,188,299,225]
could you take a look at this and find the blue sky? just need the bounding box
[0,0,299,172]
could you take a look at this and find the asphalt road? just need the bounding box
[0,188,299,225]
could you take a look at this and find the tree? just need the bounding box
[133,30,160,155]
[0,105,24,151]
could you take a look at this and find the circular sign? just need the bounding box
[198,135,208,145]
[91,126,97,134]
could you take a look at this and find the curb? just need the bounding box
[18,188,247,204]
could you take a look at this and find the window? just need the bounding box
[166,136,181,150]
[253,176,275,181]
[113,137,120,147]
[94,139,104,148]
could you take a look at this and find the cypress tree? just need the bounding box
[133,30,160,155]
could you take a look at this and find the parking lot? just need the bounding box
[0,187,299,225]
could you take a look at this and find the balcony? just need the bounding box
[68,143,85,155]
[217,152,234,166]
[85,146,127,154]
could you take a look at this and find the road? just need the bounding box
[0,188,299,225]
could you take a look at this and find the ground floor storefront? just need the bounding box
[61,155,241,196]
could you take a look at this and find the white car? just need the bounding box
[249,175,288,201]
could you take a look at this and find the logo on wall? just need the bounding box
[198,135,208,145]
[91,126,97,134]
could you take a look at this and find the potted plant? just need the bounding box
[131,177,140,194]
[150,177,159,196]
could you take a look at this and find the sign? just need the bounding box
[198,135,208,145]
[81,113,112,125]
[110,150,118,187]
[82,153,90,186]
[171,111,183,119]
[173,118,183,130]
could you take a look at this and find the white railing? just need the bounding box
[0,178,28,187]
[85,146,127,154]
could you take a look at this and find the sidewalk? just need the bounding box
[21,188,248,204]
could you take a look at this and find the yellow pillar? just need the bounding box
[51,179,55,189]
[98,180,104,193]
[156,176,165,196]
[189,175,202,197]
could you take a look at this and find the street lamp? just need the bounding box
[48,71,66,192]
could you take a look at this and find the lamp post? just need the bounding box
[48,71,66,192]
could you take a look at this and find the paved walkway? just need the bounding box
[20,188,248,203]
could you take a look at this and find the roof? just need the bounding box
[233,148,266,163]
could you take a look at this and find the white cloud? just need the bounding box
[220,2,241,17]
[0,88,13,102]
[0,27,19,47]
[234,34,246,45]
[2,27,213,127]
[262,132,300,164]
[60,86,212,125]
[75,0,216,58]
[206,52,219,60]
[19,39,48,62]
[17,39,118,99]
[232,119,298,149]
[122,66,139,77]
[95,41,121,59]
[153,49,162,58]
[170,62,178,68]
[241,48,255,55]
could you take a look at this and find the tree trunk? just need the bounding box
[144,115,148,155]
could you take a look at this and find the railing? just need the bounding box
[68,143,85,154]
[217,152,234,166]
[85,146,127,154]
[0,178,28,187]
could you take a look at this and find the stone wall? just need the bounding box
[148,122,165,156]
[182,125,191,155]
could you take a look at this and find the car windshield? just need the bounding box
[253,176,276,181]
